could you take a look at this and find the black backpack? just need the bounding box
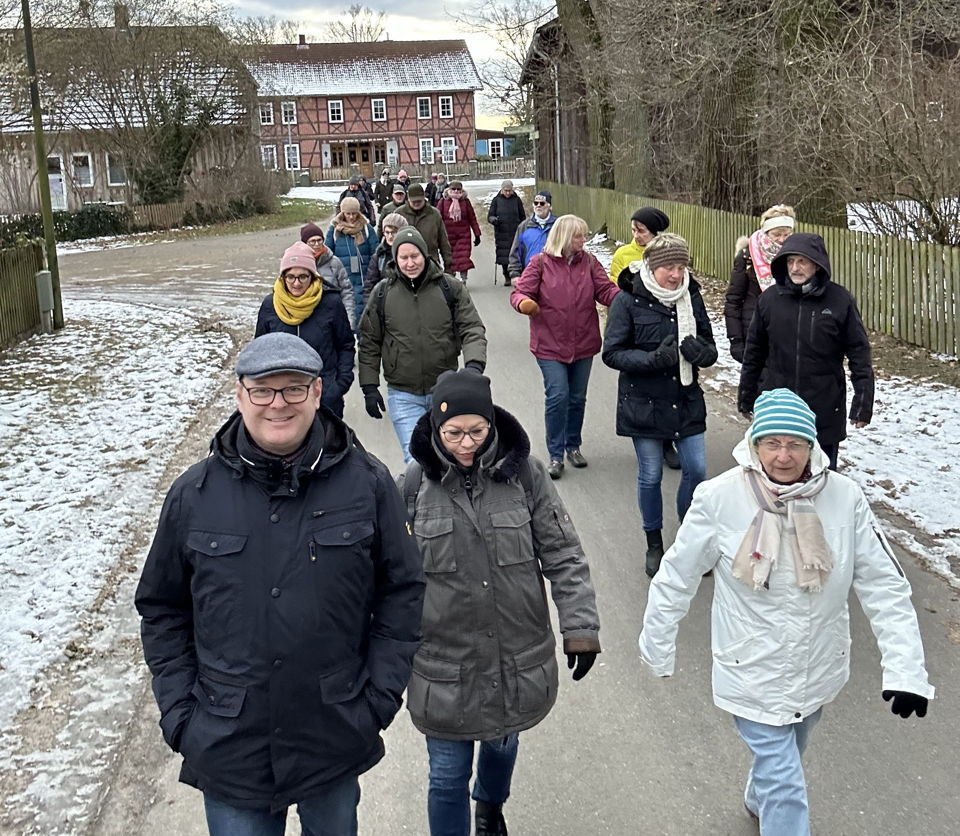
[373,271,460,347]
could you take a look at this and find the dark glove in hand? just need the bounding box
[652,333,678,368]
[361,385,385,420]
[729,339,745,363]
[473,236,481,246]
[680,334,713,365]
[464,360,485,373]
[567,652,597,682]
[882,690,928,718]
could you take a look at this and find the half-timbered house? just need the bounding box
[250,38,483,181]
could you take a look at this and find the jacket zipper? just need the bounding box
[794,299,803,392]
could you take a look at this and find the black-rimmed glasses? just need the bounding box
[241,382,314,405]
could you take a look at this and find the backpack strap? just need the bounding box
[402,461,423,522]
[438,275,461,347]
[374,278,389,333]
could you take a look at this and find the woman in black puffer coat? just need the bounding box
[487,180,525,285]
[602,234,717,579]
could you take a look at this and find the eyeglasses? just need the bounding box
[284,273,313,284]
[533,201,547,206]
[440,424,490,444]
[242,383,314,405]
[757,439,812,454]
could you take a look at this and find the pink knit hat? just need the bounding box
[280,242,319,276]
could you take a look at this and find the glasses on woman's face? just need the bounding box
[757,439,811,455]
[285,272,313,284]
[241,383,313,405]
[440,424,490,444]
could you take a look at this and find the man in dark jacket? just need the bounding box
[377,183,407,236]
[395,184,454,273]
[487,179,525,286]
[373,168,394,209]
[337,175,376,224]
[508,190,555,282]
[136,332,425,834]
[737,232,874,470]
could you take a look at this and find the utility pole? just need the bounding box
[22,0,63,329]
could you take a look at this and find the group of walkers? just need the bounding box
[136,181,934,836]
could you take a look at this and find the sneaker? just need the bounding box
[566,448,588,468]
[547,459,564,480]
[663,442,680,470]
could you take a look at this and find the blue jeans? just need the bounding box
[734,709,822,836]
[425,734,520,836]
[535,357,593,461]
[632,434,706,531]
[203,773,360,836]
[386,387,432,464]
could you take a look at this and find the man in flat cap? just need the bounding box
[136,332,425,835]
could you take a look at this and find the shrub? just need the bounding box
[0,204,131,248]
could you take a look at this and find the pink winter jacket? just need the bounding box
[511,250,620,362]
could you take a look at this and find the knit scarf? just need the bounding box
[310,242,329,259]
[732,466,832,592]
[446,190,463,222]
[748,229,781,290]
[636,260,696,386]
[272,276,322,326]
[333,212,368,246]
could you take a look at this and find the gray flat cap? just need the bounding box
[235,333,323,379]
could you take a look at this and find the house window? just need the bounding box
[259,103,274,126]
[281,101,297,125]
[374,145,385,164]
[71,152,93,187]
[330,146,344,167]
[106,153,126,186]
[440,137,456,163]
[328,100,343,123]
[417,97,431,119]
[371,98,386,121]
[260,145,278,170]
[439,96,453,119]
[489,139,503,159]
[284,144,301,170]
[419,137,434,163]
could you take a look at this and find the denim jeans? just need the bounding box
[203,773,360,836]
[386,387,432,464]
[734,709,822,836]
[631,434,707,531]
[535,356,593,461]
[425,734,520,836]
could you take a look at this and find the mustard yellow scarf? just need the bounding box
[272,276,322,326]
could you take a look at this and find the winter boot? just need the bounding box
[645,529,664,579]
[459,270,469,284]
[475,800,508,836]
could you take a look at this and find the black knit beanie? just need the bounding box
[430,369,495,429]
[630,207,670,235]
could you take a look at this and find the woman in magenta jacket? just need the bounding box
[511,214,620,479]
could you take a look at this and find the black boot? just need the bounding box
[476,800,508,836]
[645,529,664,579]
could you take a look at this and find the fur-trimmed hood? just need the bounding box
[408,404,531,483]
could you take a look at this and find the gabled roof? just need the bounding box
[249,39,483,97]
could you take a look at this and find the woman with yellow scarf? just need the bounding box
[255,242,356,418]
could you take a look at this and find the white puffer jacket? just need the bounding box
[639,433,935,726]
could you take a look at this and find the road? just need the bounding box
[54,218,960,836]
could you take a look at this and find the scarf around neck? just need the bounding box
[446,191,463,222]
[334,212,367,245]
[635,259,697,386]
[748,229,780,290]
[272,276,323,326]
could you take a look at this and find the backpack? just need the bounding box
[402,457,536,523]
[374,272,460,347]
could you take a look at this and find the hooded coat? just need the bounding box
[601,265,717,439]
[135,410,425,811]
[437,194,482,273]
[373,175,394,208]
[724,240,762,362]
[737,233,874,445]
[508,214,556,279]
[639,431,934,726]
[487,191,526,267]
[404,407,601,741]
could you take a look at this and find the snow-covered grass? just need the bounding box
[585,233,960,586]
[0,297,231,735]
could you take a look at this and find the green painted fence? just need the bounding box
[544,181,960,357]
[0,243,44,349]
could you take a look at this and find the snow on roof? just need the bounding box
[249,39,483,97]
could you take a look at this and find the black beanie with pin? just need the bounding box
[430,369,495,430]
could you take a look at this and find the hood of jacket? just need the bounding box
[617,259,701,299]
[770,232,832,290]
[409,404,530,483]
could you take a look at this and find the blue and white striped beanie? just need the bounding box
[750,389,817,444]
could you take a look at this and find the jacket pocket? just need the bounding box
[312,519,375,550]
[319,659,369,704]
[407,655,463,730]
[191,672,247,718]
[186,532,248,649]
[415,516,457,573]
[490,507,535,566]
[180,673,247,762]
[513,641,554,716]
[186,531,247,558]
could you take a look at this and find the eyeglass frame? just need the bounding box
[755,438,813,454]
[532,200,548,206]
[439,423,491,445]
[240,380,317,405]
[283,272,314,284]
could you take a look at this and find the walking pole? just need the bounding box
[492,258,498,286]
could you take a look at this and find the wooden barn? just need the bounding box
[249,38,483,181]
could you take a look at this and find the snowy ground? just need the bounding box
[587,232,960,584]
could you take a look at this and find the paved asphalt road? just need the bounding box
[60,219,959,836]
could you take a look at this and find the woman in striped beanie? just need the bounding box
[638,387,933,836]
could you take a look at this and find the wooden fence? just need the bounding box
[0,243,44,348]
[129,201,186,232]
[544,181,960,357]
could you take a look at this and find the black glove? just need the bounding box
[464,360,485,374]
[680,334,714,366]
[567,652,597,682]
[729,339,745,363]
[651,333,678,368]
[361,385,385,420]
[882,690,928,719]
[473,235,481,246]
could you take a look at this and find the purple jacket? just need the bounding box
[511,250,620,362]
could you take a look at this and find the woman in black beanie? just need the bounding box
[401,369,602,836]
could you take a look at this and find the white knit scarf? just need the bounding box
[635,259,696,386]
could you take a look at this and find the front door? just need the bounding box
[47,154,67,210]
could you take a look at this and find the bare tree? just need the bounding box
[326,4,387,43]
